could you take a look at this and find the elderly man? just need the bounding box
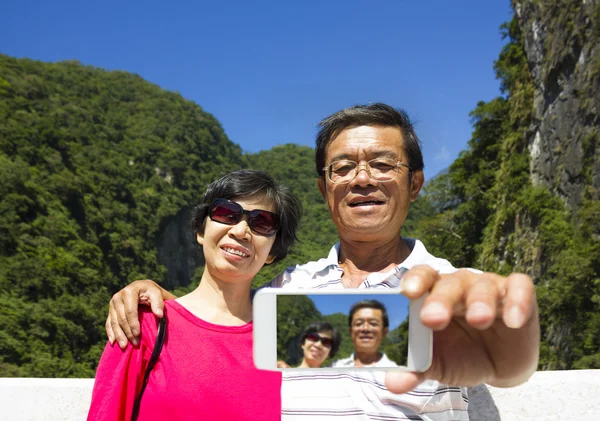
[106,103,539,421]
[332,300,398,368]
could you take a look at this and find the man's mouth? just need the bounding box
[348,200,384,207]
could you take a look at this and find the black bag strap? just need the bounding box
[131,315,167,421]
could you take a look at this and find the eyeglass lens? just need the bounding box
[306,332,333,348]
[328,159,401,183]
[209,199,279,236]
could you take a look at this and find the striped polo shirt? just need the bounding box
[266,238,470,421]
[332,353,398,368]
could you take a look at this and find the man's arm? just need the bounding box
[385,266,539,393]
[105,280,176,349]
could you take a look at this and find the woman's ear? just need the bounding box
[196,232,204,246]
[265,254,276,265]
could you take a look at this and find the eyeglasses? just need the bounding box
[208,198,279,236]
[305,332,333,348]
[322,158,411,184]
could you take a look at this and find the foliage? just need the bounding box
[0,55,340,377]
[406,9,600,370]
[0,54,244,376]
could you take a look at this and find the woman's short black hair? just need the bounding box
[299,321,341,359]
[190,169,302,263]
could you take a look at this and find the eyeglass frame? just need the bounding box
[322,158,412,184]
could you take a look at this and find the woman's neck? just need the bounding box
[176,271,253,326]
[298,359,319,369]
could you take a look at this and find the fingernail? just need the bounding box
[421,302,448,320]
[132,338,139,346]
[118,339,127,348]
[132,329,138,336]
[468,302,493,319]
[505,305,525,328]
[402,277,420,294]
[108,335,114,344]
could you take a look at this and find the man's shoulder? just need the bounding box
[331,355,354,367]
[376,353,399,367]
[267,245,341,288]
[404,238,460,274]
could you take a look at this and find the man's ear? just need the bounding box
[317,176,326,200]
[409,170,424,202]
[382,327,389,338]
[196,232,204,246]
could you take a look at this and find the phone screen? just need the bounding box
[276,293,409,369]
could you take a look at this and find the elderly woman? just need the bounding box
[88,170,301,421]
[297,322,341,368]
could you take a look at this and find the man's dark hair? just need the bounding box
[190,169,302,263]
[348,300,389,329]
[315,103,424,177]
[300,321,341,359]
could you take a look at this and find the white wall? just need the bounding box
[1,370,598,420]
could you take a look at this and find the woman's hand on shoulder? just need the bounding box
[106,279,176,349]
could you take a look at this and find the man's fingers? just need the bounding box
[122,287,142,338]
[502,273,536,329]
[145,288,165,318]
[108,301,130,350]
[420,274,464,330]
[464,274,499,330]
[105,316,115,345]
[384,371,424,395]
[110,290,139,348]
[401,265,439,298]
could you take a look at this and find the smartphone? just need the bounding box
[253,288,432,371]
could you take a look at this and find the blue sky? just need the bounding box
[2,0,512,180]
[309,294,409,331]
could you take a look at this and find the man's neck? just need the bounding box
[353,351,383,367]
[338,236,412,288]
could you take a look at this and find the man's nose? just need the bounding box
[351,164,377,187]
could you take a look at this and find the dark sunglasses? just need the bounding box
[209,198,280,236]
[305,332,333,348]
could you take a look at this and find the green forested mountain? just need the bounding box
[1,0,598,378]
[0,55,336,377]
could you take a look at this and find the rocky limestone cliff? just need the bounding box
[515,0,599,207]
[156,207,204,289]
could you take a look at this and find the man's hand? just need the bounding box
[105,279,176,349]
[385,265,539,394]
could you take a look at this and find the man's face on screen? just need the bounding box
[350,308,388,355]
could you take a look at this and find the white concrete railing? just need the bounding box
[1,370,599,420]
